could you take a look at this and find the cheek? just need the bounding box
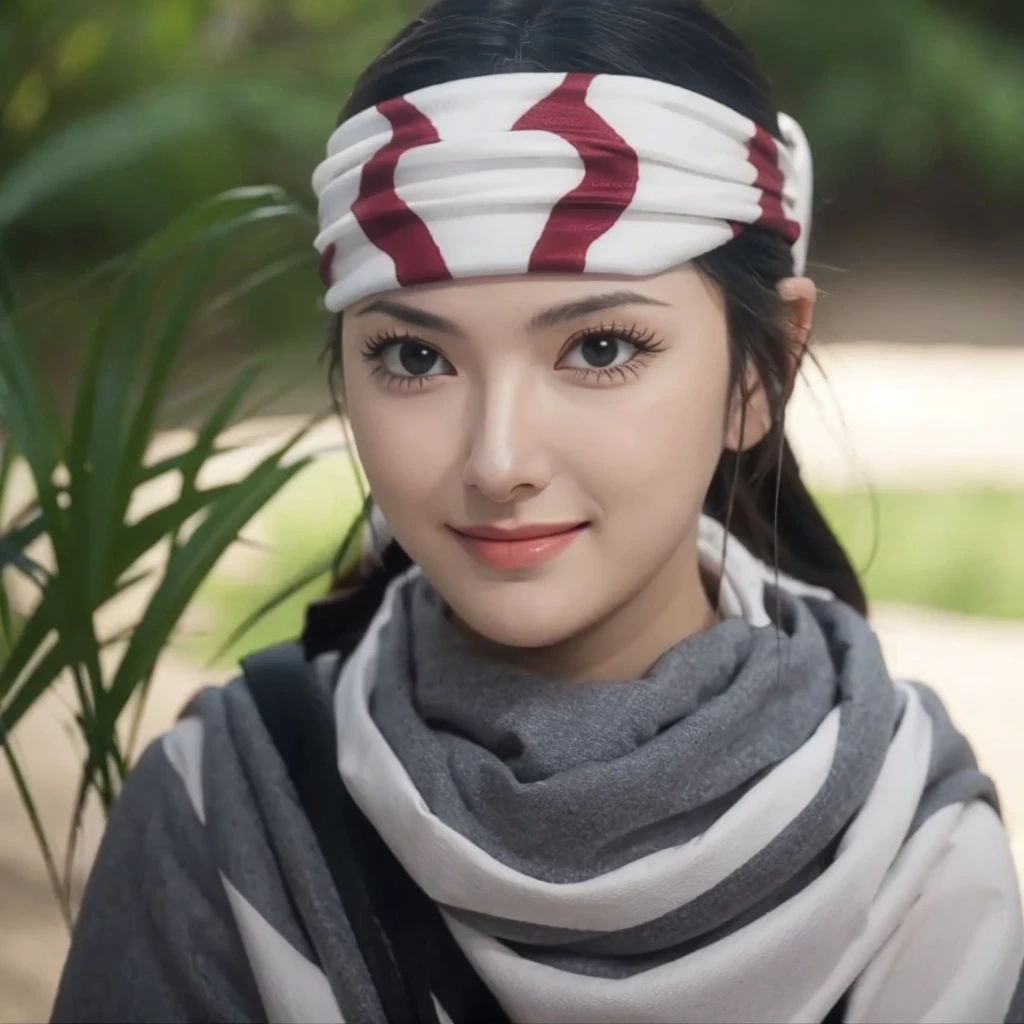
[566,348,730,511]
[343,372,459,520]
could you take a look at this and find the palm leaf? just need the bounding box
[18,187,307,321]
[0,187,320,916]
[0,539,49,587]
[213,484,368,661]
[0,85,230,229]
[104,447,310,728]
[136,186,309,265]
[0,278,63,533]
[0,736,71,929]
[112,240,222,527]
[0,607,82,734]
[212,553,333,662]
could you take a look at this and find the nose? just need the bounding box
[461,377,552,503]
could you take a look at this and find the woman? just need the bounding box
[52,0,1024,1021]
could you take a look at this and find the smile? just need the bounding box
[448,522,588,571]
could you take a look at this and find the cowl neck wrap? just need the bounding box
[335,518,1021,1022]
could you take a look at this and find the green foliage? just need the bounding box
[1,0,411,259]
[192,453,369,667]
[0,187,318,924]
[3,0,1023,279]
[722,0,1024,193]
[818,488,1024,622]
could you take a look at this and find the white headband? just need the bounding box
[313,72,813,312]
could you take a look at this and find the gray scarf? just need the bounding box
[368,573,994,973]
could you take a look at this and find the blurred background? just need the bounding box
[1,0,1023,1019]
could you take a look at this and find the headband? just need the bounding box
[313,72,813,312]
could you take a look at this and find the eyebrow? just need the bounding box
[526,290,671,330]
[355,298,463,334]
[354,289,670,334]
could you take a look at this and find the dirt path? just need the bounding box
[789,341,1024,489]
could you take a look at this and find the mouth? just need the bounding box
[447,521,589,571]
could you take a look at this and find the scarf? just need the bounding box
[312,72,813,311]
[335,517,1024,1022]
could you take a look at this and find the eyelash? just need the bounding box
[359,329,438,390]
[359,322,666,390]
[561,322,666,384]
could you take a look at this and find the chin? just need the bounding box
[463,613,579,651]
[444,578,596,651]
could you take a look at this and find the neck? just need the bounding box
[456,523,719,684]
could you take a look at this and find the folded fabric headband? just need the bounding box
[312,72,813,312]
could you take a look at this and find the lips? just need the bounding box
[449,521,588,571]
[454,522,585,541]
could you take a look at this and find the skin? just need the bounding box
[341,266,816,683]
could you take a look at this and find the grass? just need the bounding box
[187,478,1024,672]
[818,488,1024,621]
[185,451,367,669]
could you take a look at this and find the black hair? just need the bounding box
[315,0,866,651]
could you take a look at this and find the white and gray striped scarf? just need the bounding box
[336,518,1024,1023]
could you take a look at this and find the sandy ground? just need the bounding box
[789,342,1024,489]
[2,340,1023,1022]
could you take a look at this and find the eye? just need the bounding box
[381,340,451,377]
[361,332,455,387]
[555,324,664,383]
[559,331,638,372]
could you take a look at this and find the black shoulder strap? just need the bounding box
[242,642,509,1024]
[242,643,421,1023]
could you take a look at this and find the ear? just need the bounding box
[776,276,816,398]
[723,276,817,452]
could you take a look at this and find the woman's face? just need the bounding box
[341,266,775,668]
